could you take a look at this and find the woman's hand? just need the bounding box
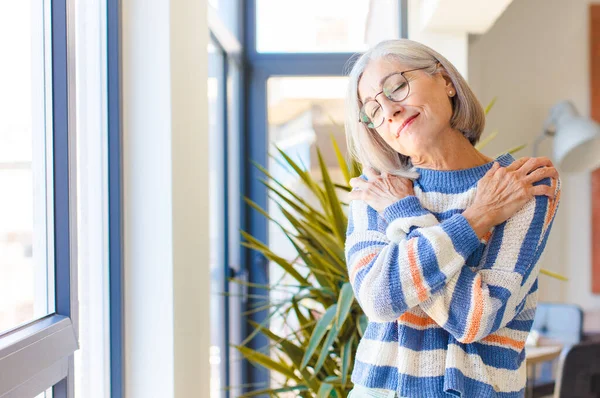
[463,156,559,238]
[348,167,415,213]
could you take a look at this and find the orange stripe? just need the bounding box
[407,239,427,302]
[397,312,438,327]
[350,253,377,283]
[463,273,484,343]
[544,178,559,228]
[482,334,526,350]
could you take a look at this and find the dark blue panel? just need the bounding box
[52,0,70,319]
[107,0,124,397]
[51,1,70,396]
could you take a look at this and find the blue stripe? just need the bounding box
[400,326,450,351]
[444,266,476,338]
[478,221,505,271]
[414,234,447,291]
[387,245,408,315]
[431,208,463,220]
[505,318,534,332]
[347,241,387,259]
[516,195,547,279]
[458,342,526,370]
[443,367,526,398]
[352,361,398,391]
[363,322,399,342]
[367,205,380,231]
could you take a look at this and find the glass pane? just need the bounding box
[209,0,240,39]
[266,77,348,392]
[34,387,53,398]
[208,40,226,398]
[0,1,54,335]
[256,0,399,53]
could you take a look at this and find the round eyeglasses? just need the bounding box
[358,65,432,129]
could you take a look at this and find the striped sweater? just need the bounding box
[345,152,561,397]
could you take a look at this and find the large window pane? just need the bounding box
[209,0,240,39]
[256,0,402,53]
[266,76,348,393]
[0,1,54,335]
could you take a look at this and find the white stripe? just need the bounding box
[385,213,439,243]
[355,338,398,368]
[345,230,387,250]
[491,199,537,327]
[414,186,476,214]
[446,343,526,392]
[351,200,370,232]
[357,342,527,392]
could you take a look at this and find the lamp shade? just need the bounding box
[547,101,600,172]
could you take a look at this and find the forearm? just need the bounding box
[346,200,481,322]
[462,205,495,240]
[419,178,562,343]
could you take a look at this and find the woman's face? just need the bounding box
[357,57,455,157]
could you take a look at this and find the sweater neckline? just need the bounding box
[413,152,515,192]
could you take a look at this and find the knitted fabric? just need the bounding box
[345,152,561,397]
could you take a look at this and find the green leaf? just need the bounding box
[317,148,347,243]
[357,314,368,338]
[336,283,355,330]
[474,130,498,151]
[341,334,355,387]
[313,323,339,375]
[301,304,338,369]
[317,383,334,398]
[237,385,309,398]
[235,345,299,381]
[331,134,351,184]
[484,96,497,115]
[504,144,527,156]
[246,320,321,393]
[240,231,310,285]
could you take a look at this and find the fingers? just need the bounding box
[515,156,555,177]
[363,166,380,180]
[530,184,556,199]
[523,166,559,185]
[486,161,501,175]
[505,157,529,172]
[349,177,368,190]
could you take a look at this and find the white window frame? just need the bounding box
[0,0,80,396]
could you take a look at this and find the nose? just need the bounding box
[380,96,405,123]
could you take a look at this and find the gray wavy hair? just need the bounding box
[344,39,486,178]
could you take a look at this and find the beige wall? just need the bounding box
[468,0,600,308]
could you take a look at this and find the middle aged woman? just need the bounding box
[343,39,561,398]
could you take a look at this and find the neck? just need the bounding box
[409,128,493,171]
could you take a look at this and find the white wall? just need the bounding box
[468,0,600,308]
[122,0,210,396]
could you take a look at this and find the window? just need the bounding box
[0,1,79,396]
[0,0,54,338]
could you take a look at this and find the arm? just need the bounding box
[418,176,562,343]
[345,193,481,322]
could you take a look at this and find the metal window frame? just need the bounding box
[107,0,124,397]
[0,0,79,396]
[239,0,409,393]
[209,4,244,397]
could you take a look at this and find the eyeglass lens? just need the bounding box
[360,73,410,129]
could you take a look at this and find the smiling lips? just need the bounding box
[396,113,419,137]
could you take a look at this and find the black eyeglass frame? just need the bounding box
[357,64,438,129]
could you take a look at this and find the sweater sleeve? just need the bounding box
[419,176,562,344]
[345,193,481,322]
